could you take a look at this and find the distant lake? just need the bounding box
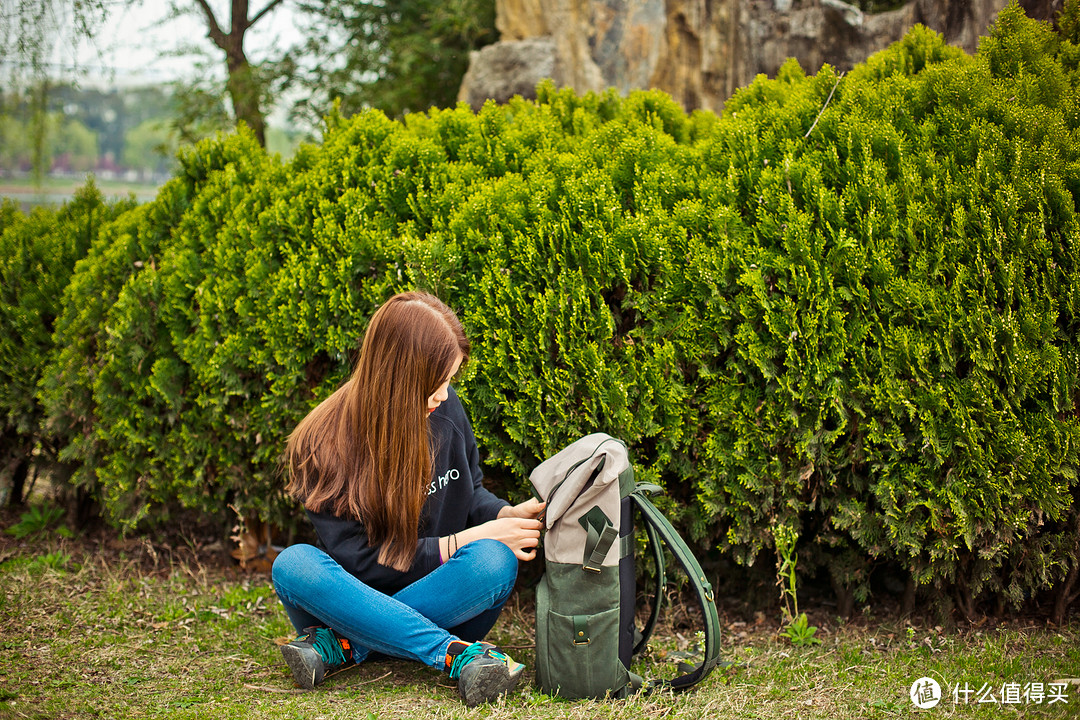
[1,182,161,213]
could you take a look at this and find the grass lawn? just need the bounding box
[1,520,1077,719]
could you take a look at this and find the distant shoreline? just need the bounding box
[0,179,160,209]
[1,180,161,212]
[0,183,161,196]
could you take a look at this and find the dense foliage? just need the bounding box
[3,4,1078,618]
[0,184,135,502]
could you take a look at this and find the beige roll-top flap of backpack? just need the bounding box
[529,433,628,568]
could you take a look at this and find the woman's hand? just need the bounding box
[462,514,544,561]
[498,497,546,521]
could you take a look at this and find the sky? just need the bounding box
[71,1,304,88]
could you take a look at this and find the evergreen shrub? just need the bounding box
[6,3,1078,615]
[0,184,134,500]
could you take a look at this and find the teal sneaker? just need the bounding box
[446,641,525,707]
[280,626,355,690]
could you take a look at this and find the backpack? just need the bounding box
[529,433,722,700]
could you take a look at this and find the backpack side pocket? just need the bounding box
[535,564,628,699]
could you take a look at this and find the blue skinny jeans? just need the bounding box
[272,539,518,671]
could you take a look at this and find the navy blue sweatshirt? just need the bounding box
[306,386,509,595]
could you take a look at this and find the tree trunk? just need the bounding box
[8,457,29,507]
[954,575,976,622]
[901,576,916,617]
[226,56,266,147]
[1049,561,1075,626]
[1051,510,1080,625]
[195,0,283,147]
[830,572,855,618]
[1052,549,1080,625]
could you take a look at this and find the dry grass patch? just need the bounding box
[0,530,1077,719]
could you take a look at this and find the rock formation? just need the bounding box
[458,0,1060,113]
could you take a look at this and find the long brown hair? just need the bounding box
[285,292,470,571]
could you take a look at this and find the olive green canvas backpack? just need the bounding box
[529,433,722,699]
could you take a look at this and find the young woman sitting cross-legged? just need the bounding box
[271,291,545,706]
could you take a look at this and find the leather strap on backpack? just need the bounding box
[630,485,723,692]
[579,506,619,573]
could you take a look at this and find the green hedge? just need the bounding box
[5,3,1080,617]
[0,184,136,503]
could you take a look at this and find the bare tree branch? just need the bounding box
[247,0,287,31]
[192,0,228,49]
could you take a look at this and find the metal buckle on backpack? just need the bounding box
[583,563,602,574]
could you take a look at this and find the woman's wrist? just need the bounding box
[456,526,481,549]
[441,529,472,562]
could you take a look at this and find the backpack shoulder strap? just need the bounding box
[630,487,723,692]
[632,484,666,657]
